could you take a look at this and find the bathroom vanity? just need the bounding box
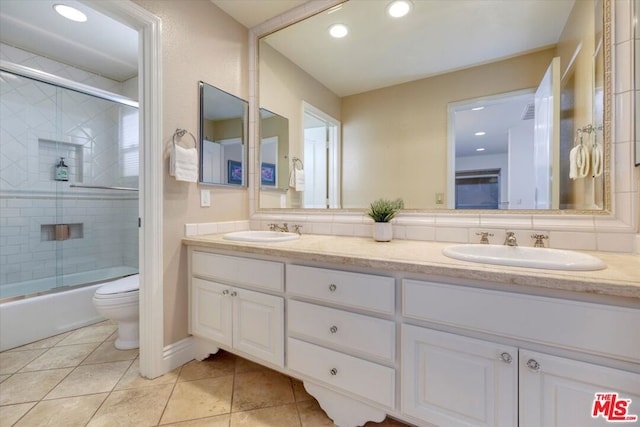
[183,234,640,427]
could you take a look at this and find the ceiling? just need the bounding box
[0,0,138,82]
[210,0,308,29]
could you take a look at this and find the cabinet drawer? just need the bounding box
[288,300,395,362]
[403,279,640,363]
[287,338,395,408]
[287,265,395,314]
[192,252,284,291]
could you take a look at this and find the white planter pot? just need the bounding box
[373,222,393,242]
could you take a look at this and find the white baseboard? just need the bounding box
[162,336,195,373]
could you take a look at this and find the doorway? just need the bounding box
[302,102,341,208]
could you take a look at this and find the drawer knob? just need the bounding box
[499,352,512,364]
[230,291,238,297]
[330,368,338,376]
[329,284,337,292]
[329,325,338,334]
[526,359,541,372]
[222,290,229,296]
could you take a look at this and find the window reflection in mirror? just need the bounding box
[258,0,608,211]
[199,81,248,186]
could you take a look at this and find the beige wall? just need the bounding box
[134,0,249,346]
[259,42,341,207]
[341,48,556,209]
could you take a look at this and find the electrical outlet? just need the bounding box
[200,189,211,207]
[435,192,444,204]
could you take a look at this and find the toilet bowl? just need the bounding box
[92,274,139,350]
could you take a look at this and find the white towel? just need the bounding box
[569,145,589,180]
[170,143,198,183]
[569,146,579,180]
[294,168,305,191]
[592,142,603,178]
[288,166,305,191]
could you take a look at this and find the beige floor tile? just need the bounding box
[178,351,236,382]
[56,323,117,346]
[160,413,231,427]
[14,393,108,427]
[0,374,9,383]
[81,341,139,365]
[0,402,36,426]
[20,343,99,372]
[45,360,131,399]
[87,383,173,427]
[365,417,414,426]
[230,403,301,427]
[0,349,47,374]
[160,376,234,425]
[291,378,314,402]
[0,368,72,405]
[114,358,179,391]
[232,370,295,412]
[7,331,73,352]
[297,399,334,427]
[234,357,271,374]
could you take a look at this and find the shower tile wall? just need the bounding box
[0,44,139,288]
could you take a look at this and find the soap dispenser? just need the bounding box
[55,157,69,181]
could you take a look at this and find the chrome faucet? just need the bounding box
[268,223,289,232]
[476,232,494,244]
[531,234,549,248]
[291,224,302,235]
[504,231,518,247]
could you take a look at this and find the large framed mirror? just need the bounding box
[199,81,249,186]
[258,0,610,212]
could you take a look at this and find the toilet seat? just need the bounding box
[95,274,139,296]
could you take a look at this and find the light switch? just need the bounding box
[200,189,211,207]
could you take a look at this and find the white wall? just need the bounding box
[0,44,138,289]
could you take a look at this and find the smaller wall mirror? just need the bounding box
[199,81,249,186]
[259,108,289,206]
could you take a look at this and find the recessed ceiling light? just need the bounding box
[476,148,486,152]
[471,106,485,111]
[53,4,87,22]
[328,23,349,38]
[474,131,486,136]
[387,0,413,18]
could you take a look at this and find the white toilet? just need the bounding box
[92,274,139,350]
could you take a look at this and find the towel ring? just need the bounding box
[292,157,304,170]
[173,128,197,149]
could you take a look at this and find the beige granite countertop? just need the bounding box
[183,234,640,300]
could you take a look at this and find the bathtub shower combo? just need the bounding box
[0,62,140,351]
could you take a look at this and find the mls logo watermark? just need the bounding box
[592,393,638,423]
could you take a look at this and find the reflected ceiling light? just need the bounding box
[329,23,349,38]
[474,131,486,136]
[476,148,486,152]
[471,106,485,111]
[387,0,413,18]
[53,4,87,22]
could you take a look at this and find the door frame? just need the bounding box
[83,0,164,378]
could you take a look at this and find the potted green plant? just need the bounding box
[367,198,404,241]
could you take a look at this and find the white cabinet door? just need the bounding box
[519,350,640,427]
[402,325,518,427]
[233,287,284,366]
[191,278,232,347]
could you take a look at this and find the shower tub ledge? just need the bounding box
[0,267,137,351]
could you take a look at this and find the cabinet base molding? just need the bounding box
[303,381,386,427]
[193,338,220,361]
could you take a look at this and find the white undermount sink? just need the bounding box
[442,244,606,271]
[223,230,300,243]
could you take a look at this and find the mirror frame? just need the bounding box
[199,81,249,187]
[248,0,636,237]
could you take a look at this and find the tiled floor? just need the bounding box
[0,321,412,426]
